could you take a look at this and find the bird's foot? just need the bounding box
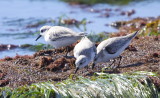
[101,66,113,72]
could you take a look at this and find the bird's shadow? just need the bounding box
[119,62,144,68]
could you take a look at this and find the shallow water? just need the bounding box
[0,0,160,58]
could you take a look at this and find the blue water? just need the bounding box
[0,0,160,58]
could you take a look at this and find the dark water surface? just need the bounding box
[0,0,160,58]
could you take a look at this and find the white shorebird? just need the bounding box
[92,31,139,69]
[74,37,96,73]
[35,26,86,56]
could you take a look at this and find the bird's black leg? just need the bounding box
[92,63,95,69]
[65,46,69,57]
[107,59,116,69]
[102,59,116,70]
[117,55,122,68]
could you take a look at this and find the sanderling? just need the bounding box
[74,37,96,73]
[92,31,139,69]
[35,26,86,56]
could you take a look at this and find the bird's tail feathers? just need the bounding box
[127,30,139,39]
[78,32,87,37]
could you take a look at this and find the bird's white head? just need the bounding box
[35,26,52,41]
[75,55,88,68]
[75,55,88,73]
[40,26,52,36]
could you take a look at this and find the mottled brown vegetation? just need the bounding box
[61,19,79,25]
[0,80,9,87]
[0,55,33,62]
[46,57,75,72]
[110,16,160,36]
[0,71,9,87]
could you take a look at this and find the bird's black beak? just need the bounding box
[35,35,42,41]
[74,67,79,74]
[92,63,95,69]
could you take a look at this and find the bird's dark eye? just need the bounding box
[80,62,83,65]
[40,29,46,33]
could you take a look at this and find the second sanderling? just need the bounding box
[92,31,139,69]
[35,26,86,56]
[74,36,96,73]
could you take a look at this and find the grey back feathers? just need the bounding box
[104,31,138,54]
[93,31,139,65]
[47,26,86,41]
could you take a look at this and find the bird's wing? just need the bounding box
[104,31,138,54]
[48,27,77,41]
[53,27,77,36]
[104,37,130,54]
[49,35,73,41]
[49,31,77,41]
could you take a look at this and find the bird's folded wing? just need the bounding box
[104,37,129,54]
[49,35,73,41]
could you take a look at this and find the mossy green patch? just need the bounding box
[0,71,159,98]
